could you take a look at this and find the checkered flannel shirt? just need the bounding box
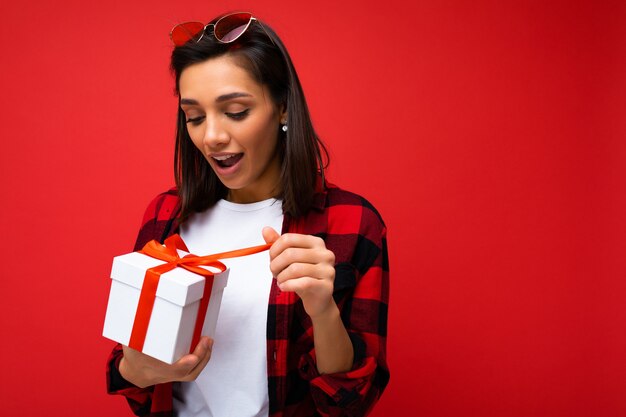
[107,182,390,416]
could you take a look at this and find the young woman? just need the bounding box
[106,12,389,417]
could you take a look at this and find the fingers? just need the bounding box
[274,261,335,286]
[120,337,214,386]
[187,338,213,379]
[174,337,214,381]
[266,233,335,285]
[263,231,336,319]
[277,275,334,294]
[269,247,335,278]
[267,233,326,259]
[190,336,214,360]
[262,226,280,245]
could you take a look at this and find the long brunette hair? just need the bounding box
[170,14,328,221]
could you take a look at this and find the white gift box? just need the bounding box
[103,249,229,364]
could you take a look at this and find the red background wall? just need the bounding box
[1,0,624,416]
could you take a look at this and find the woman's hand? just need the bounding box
[263,227,354,374]
[119,336,213,388]
[262,227,336,318]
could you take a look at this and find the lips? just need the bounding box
[212,153,243,168]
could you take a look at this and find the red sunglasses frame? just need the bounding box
[170,12,273,46]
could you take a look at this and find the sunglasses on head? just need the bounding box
[170,12,272,46]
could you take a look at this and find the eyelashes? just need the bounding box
[186,116,204,125]
[185,109,251,125]
[226,109,250,120]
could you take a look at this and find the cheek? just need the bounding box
[257,120,280,152]
[250,132,277,160]
[239,122,276,154]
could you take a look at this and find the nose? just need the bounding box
[202,117,230,149]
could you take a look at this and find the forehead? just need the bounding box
[179,55,266,101]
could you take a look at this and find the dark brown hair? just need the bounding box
[170,15,328,221]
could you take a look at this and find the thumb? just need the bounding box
[262,226,280,244]
[189,336,213,360]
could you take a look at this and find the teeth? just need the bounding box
[212,154,237,161]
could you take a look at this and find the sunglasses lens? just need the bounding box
[171,22,206,46]
[214,12,253,42]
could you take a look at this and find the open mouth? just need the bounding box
[212,153,243,168]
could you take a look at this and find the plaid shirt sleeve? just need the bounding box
[273,184,390,417]
[106,189,179,416]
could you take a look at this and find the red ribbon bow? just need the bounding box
[128,234,271,356]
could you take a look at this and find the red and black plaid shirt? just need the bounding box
[107,182,390,416]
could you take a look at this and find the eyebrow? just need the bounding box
[180,92,253,105]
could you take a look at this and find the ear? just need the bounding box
[279,103,288,124]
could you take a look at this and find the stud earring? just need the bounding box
[282,124,288,132]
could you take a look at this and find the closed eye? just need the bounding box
[226,109,250,120]
[186,116,205,125]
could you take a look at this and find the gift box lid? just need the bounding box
[110,250,227,307]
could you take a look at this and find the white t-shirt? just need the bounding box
[173,198,284,417]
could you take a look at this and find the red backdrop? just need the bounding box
[1,0,624,416]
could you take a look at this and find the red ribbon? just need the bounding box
[128,234,271,356]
